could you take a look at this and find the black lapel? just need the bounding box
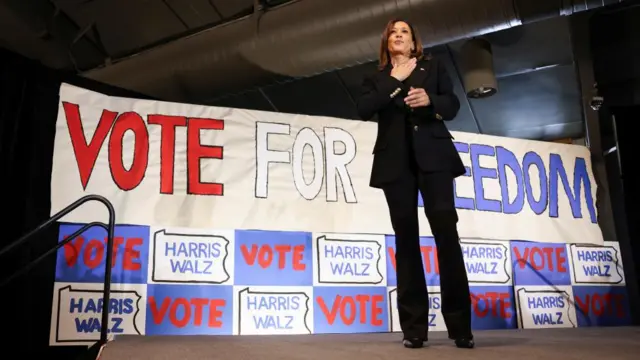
[405,58,431,90]
[380,64,392,77]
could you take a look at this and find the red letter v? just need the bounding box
[62,102,118,189]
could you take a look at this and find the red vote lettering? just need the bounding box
[62,102,224,195]
[387,245,439,275]
[471,292,512,319]
[387,247,395,270]
[63,236,142,270]
[513,246,567,272]
[240,244,306,270]
[316,295,383,326]
[148,296,226,328]
[108,112,149,190]
[147,114,187,194]
[187,118,224,196]
[64,102,117,189]
[420,246,439,274]
[575,293,626,318]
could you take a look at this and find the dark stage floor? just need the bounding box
[100,327,640,360]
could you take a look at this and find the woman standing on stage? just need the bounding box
[356,18,474,350]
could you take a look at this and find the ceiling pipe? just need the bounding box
[82,0,625,103]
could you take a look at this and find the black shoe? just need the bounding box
[454,337,475,349]
[443,310,474,348]
[402,337,424,349]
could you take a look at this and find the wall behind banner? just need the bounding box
[46,84,633,345]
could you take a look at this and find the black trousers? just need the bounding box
[382,165,472,341]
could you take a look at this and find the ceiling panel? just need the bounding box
[208,89,276,112]
[448,16,575,78]
[164,0,224,28]
[210,0,255,18]
[56,0,187,56]
[470,64,584,140]
[262,72,360,120]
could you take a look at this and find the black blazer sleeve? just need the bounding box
[414,58,461,121]
[356,74,407,121]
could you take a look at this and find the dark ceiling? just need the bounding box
[0,0,624,141]
[209,17,583,140]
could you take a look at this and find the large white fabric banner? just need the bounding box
[51,83,602,246]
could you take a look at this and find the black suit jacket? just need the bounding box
[356,57,466,189]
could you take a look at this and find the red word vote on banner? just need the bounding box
[62,102,224,195]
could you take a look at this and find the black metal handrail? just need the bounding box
[0,194,116,345]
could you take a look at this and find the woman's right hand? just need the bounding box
[390,58,417,82]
